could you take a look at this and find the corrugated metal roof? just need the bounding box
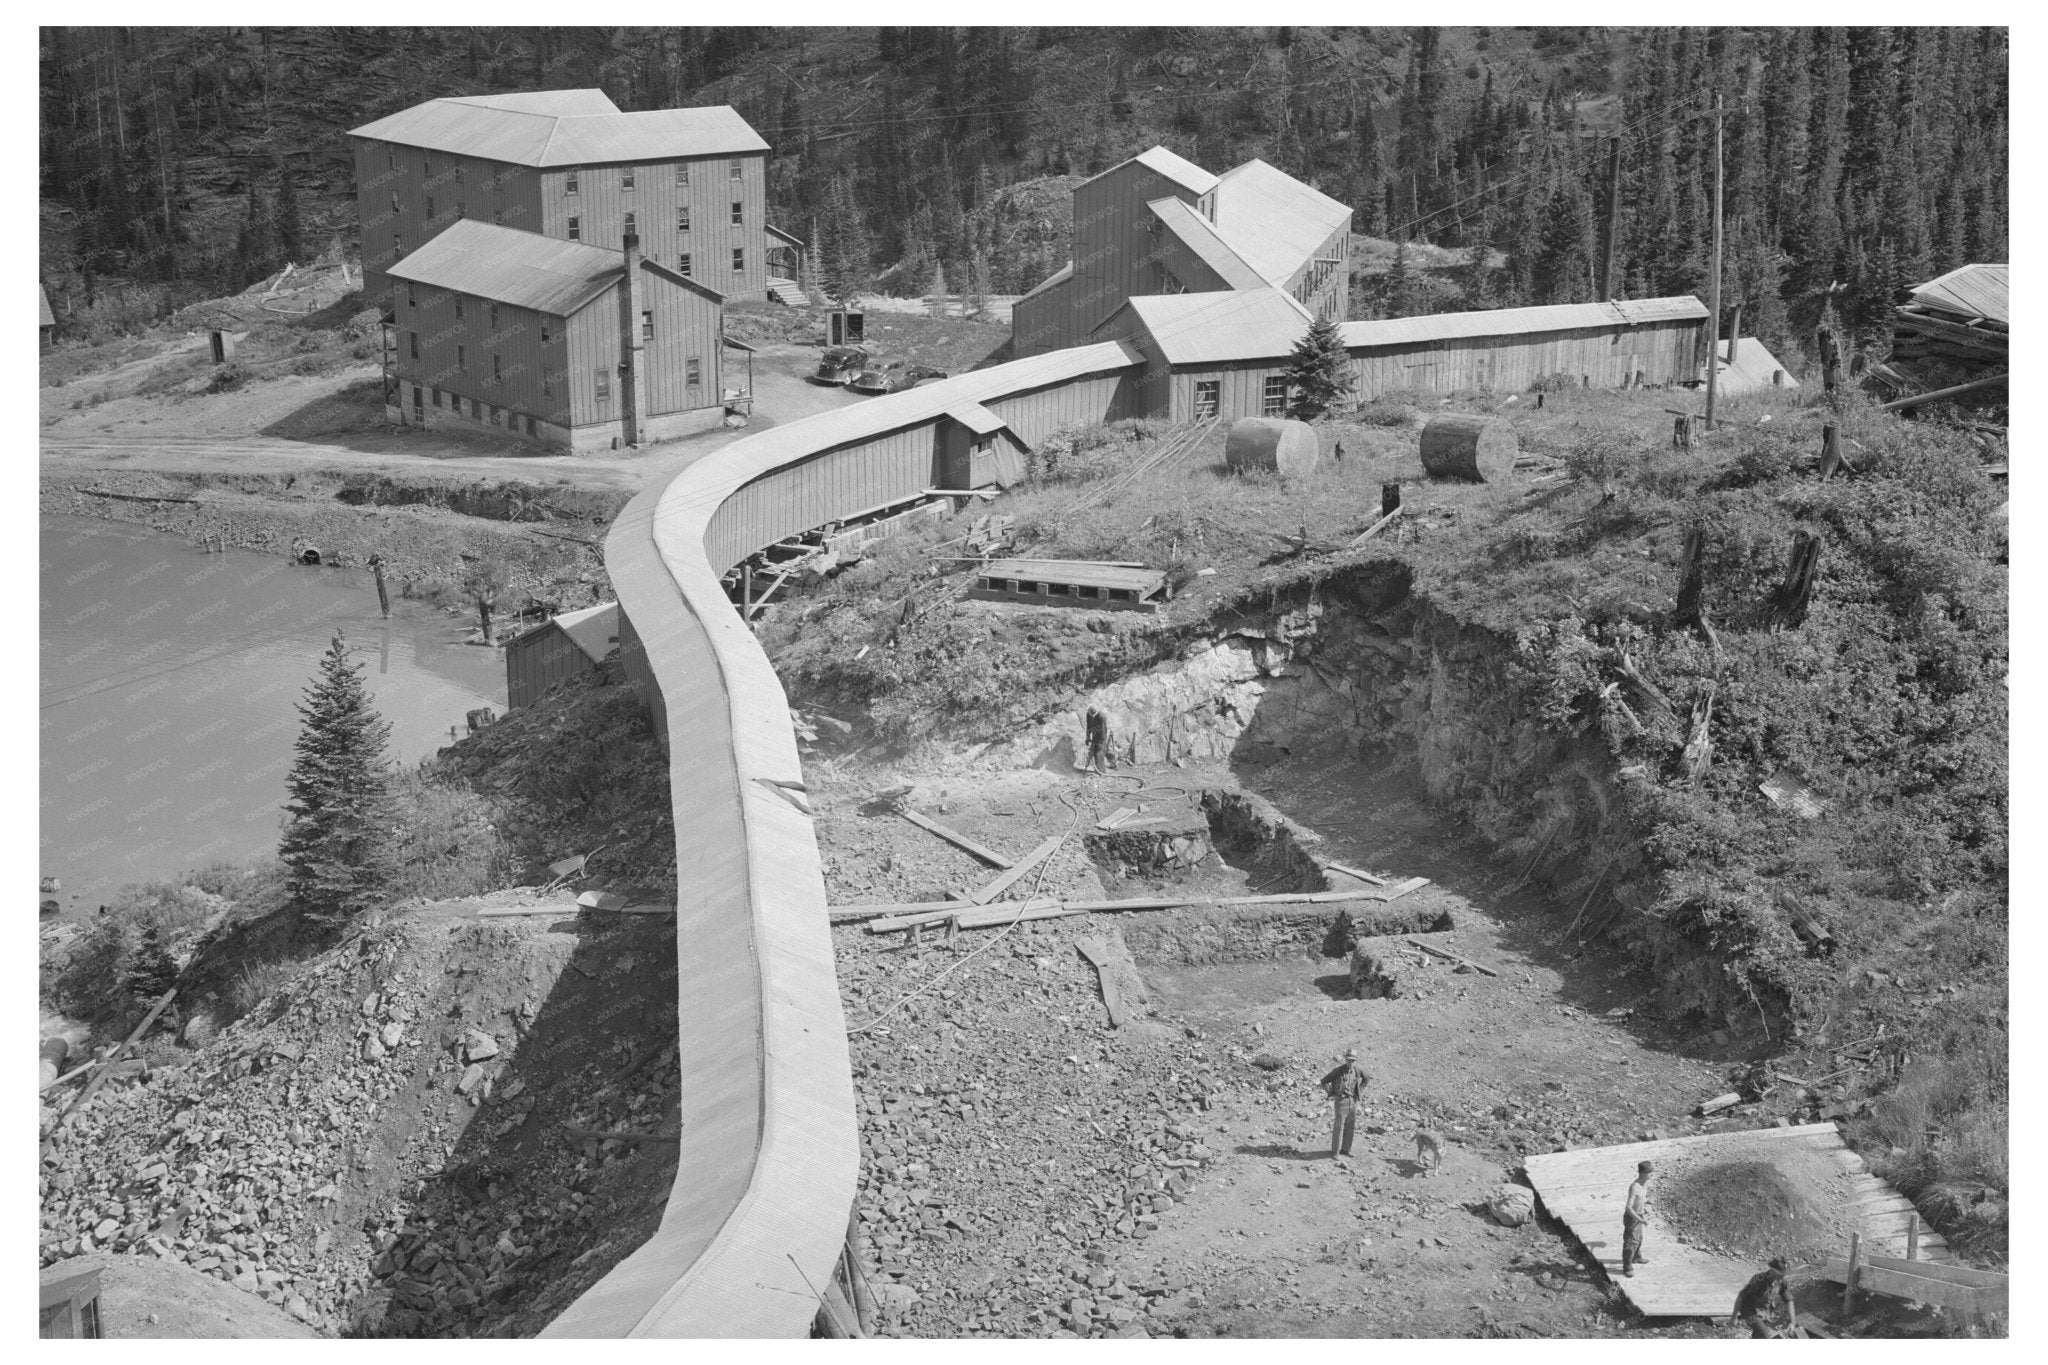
[1017,262,1073,304]
[1080,145,1219,197]
[350,95,767,166]
[1906,263,2008,326]
[39,284,55,328]
[948,402,1008,436]
[388,221,623,315]
[1112,289,1312,366]
[1342,296,1707,349]
[980,560,1165,593]
[1148,198,1268,292]
[1211,159,1352,285]
[552,601,621,663]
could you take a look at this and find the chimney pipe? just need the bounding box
[620,232,644,448]
[1726,304,1742,364]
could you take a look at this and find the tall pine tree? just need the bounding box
[280,632,395,929]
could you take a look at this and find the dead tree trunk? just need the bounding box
[1680,683,1717,783]
[1770,533,1823,631]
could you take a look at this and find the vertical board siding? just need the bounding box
[506,626,598,710]
[1072,164,1205,342]
[1012,277,1076,357]
[540,154,766,296]
[567,287,621,432]
[983,373,1124,446]
[1348,321,1705,398]
[707,425,939,570]
[644,272,725,415]
[397,279,559,428]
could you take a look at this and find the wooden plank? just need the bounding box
[1322,859,1389,886]
[62,987,177,1127]
[900,808,1012,868]
[1074,936,1126,1027]
[1822,1260,1997,1317]
[1844,1253,2004,1290]
[479,904,586,918]
[867,898,1068,934]
[1405,937,1499,976]
[968,836,1063,904]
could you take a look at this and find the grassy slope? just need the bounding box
[764,384,2007,1256]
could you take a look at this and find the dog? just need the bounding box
[1414,1129,1443,1175]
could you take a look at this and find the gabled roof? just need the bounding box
[551,602,621,663]
[1209,159,1352,286]
[1081,145,1219,197]
[1107,289,1313,366]
[947,402,1008,437]
[1016,261,1074,304]
[1147,198,1268,292]
[351,93,768,167]
[387,221,625,316]
[1704,336,1799,396]
[1906,263,2007,327]
[1341,297,1708,349]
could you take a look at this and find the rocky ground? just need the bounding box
[808,750,1944,1339]
[38,893,685,1338]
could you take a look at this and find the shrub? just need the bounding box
[1529,372,1581,393]
[1352,400,1416,428]
[205,360,247,394]
[388,770,512,901]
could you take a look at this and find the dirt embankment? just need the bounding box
[41,467,630,608]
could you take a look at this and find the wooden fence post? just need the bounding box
[1842,1231,1862,1314]
[1675,528,1707,625]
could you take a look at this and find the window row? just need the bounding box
[405,335,708,393]
[564,158,748,195]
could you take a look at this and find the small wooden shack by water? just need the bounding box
[504,602,620,710]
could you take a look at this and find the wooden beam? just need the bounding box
[1405,937,1499,976]
[1823,1257,2000,1318]
[899,808,1012,868]
[967,835,1063,904]
[1346,505,1405,549]
[1878,372,2008,412]
[1074,936,1126,1027]
[1322,859,1389,886]
[61,988,177,1127]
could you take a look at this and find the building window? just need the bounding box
[1261,376,1287,417]
[677,206,690,232]
[566,169,579,195]
[408,331,419,361]
[641,310,654,341]
[455,202,465,219]
[493,210,503,225]
[432,387,442,408]
[406,282,416,309]
[732,247,745,274]
[386,144,395,171]
[488,303,499,330]
[1193,380,1219,420]
[423,154,432,177]
[679,252,691,277]
[454,297,464,320]
[730,200,743,226]
[542,371,551,397]
[490,405,502,426]
[624,211,636,236]
[567,216,580,241]
[390,191,399,215]
[526,415,537,436]
[676,162,689,187]
[594,368,611,400]
[622,167,635,191]
[492,354,502,384]
[454,166,464,185]
[686,357,702,386]
[391,233,401,259]
[426,195,434,218]
[730,157,743,181]
[412,385,423,419]
[471,398,482,419]
[457,344,466,372]
[540,322,551,345]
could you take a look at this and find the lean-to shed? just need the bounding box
[504,602,620,709]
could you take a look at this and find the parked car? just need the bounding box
[847,361,947,395]
[810,345,871,386]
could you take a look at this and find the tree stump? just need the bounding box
[1418,413,1517,482]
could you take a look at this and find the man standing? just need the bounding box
[1621,1160,1654,1277]
[1320,1047,1369,1159]
[1734,1258,1797,1337]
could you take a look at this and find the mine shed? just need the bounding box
[967,559,1167,612]
[503,601,619,710]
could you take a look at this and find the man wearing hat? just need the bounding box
[1319,1048,1370,1159]
[1621,1160,1654,1277]
[1734,1258,1798,1337]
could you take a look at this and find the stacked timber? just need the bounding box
[1888,264,2007,397]
[1419,413,1517,482]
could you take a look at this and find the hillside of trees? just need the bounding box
[41,26,2008,370]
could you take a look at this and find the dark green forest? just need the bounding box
[41,26,2007,367]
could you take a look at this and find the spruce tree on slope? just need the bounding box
[1284,316,1357,421]
[280,632,395,929]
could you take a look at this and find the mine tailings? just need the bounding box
[1028,561,1784,1035]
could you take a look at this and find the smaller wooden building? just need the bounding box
[39,1265,103,1337]
[967,559,1165,613]
[504,602,619,710]
[39,283,56,348]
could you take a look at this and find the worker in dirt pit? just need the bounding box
[1320,1047,1369,1159]
[1734,1257,1797,1338]
[1621,1160,1654,1277]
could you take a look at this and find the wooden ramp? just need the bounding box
[1525,1123,1948,1318]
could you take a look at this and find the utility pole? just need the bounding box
[1600,136,1622,302]
[1704,92,1725,431]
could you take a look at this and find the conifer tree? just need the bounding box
[122,921,179,1004]
[1283,315,1356,420]
[274,155,304,265]
[280,632,395,929]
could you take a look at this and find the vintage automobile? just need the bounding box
[847,361,947,395]
[809,345,871,385]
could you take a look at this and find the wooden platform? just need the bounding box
[1524,1123,1948,1318]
